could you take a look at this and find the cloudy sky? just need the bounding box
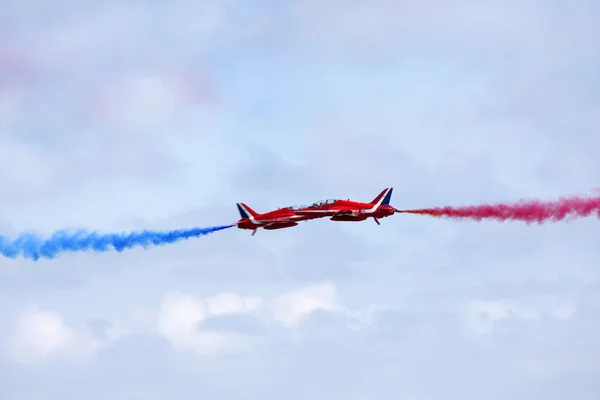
[2,1,600,399]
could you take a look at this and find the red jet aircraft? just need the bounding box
[293,188,398,225]
[234,202,319,235]
[235,188,398,235]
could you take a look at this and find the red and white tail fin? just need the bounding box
[236,202,258,219]
[369,188,393,206]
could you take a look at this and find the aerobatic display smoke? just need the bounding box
[397,194,600,223]
[0,224,234,261]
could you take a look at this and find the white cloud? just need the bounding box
[465,299,539,335]
[206,292,263,315]
[552,305,576,320]
[464,299,579,336]
[2,306,113,363]
[3,307,74,363]
[155,283,367,353]
[269,282,344,327]
[156,291,263,355]
[156,292,208,349]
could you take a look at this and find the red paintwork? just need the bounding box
[234,202,318,235]
[292,188,397,225]
[235,188,397,235]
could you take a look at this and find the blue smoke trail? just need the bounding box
[0,224,234,261]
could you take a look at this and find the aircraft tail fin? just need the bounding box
[370,188,393,206]
[381,188,393,205]
[236,203,258,219]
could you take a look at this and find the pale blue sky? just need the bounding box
[1,1,600,399]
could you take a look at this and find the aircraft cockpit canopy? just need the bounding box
[288,204,310,210]
[311,199,338,207]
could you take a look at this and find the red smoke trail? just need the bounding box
[396,194,600,223]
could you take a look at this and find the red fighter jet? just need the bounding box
[234,201,320,236]
[235,188,398,235]
[293,188,399,225]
